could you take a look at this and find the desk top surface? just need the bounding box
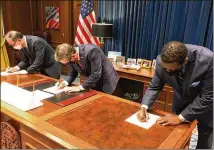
[1,74,196,149]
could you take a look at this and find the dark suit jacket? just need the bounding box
[18,36,61,79]
[142,44,213,127]
[65,44,119,94]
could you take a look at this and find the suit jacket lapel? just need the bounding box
[25,36,32,51]
[182,61,195,97]
[171,76,183,96]
[78,45,86,71]
[25,36,32,58]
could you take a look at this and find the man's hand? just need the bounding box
[55,80,68,89]
[16,70,28,74]
[156,114,182,126]
[137,107,149,122]
[6,67,19,73]
[65,86,82,93]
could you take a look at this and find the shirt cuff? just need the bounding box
[141,104,149,110]
[63,80,69,86]
[178,114,188,122]
[15,66,20,71]
[79,85,85,91]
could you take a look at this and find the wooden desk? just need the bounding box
[1,74,196,149]
[81,65,174,112]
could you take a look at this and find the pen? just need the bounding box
[58,78,63,87]
[59,79,62,85]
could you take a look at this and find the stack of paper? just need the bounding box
[1,70,28,76]
[1,82,54,111]
[43,86,68,94]
[120,64,141,70]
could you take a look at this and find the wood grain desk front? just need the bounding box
[1,74,196,149]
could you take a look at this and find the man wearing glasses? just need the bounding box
[137,41,213,149]
[5,30,61,79]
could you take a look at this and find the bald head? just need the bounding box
[5,30,25,49]
[5,30,23,42]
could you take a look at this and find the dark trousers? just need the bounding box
[196,122,213,149]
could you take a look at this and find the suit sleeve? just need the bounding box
[17,49,29,69]
[181,57,213,122]
[26,41,45,73]
[141,67,166,107]
[65,63,78,84]
[82,48,102,90]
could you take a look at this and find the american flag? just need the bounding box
[74,0,100,47]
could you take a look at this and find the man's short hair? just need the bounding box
[161,41,188,65]
[55,43,76,61]
[5,30,23,41]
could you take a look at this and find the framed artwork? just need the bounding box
[108,51,121,62]
[116,56,125,66]
[137,59,142,66]
[127,58,136,65]
[45,6,60,29]
[152,59,156,69]
[141,59,152,68]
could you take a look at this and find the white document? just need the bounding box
[43,86,67,94]
[125,112,160,129]
[32,90,54,101]
[1,82,54,111]
[1,70,28,76]
[1,71,10,76]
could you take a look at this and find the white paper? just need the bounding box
[130,64,141,70]
[1,70,28,76]
[125,112,160,129]
[120,64,141,70]
[43,86,67,94]
[1,82,54,111]
[31,90,54,101]
[1,71,12,76]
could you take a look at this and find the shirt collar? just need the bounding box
[23,36,28,48]
[74,46,80,60]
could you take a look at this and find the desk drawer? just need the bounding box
[20,124,65,149]
[20,130,51,149]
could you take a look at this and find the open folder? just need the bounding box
[1,82,54,111]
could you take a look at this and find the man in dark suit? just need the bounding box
[5,30,61,79]
[55,43,119,94]
[137,41,213,149]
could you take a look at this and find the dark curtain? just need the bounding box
[98,0,213,60]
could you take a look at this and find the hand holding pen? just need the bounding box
[6,66,19,73]
[55,79,66,89]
